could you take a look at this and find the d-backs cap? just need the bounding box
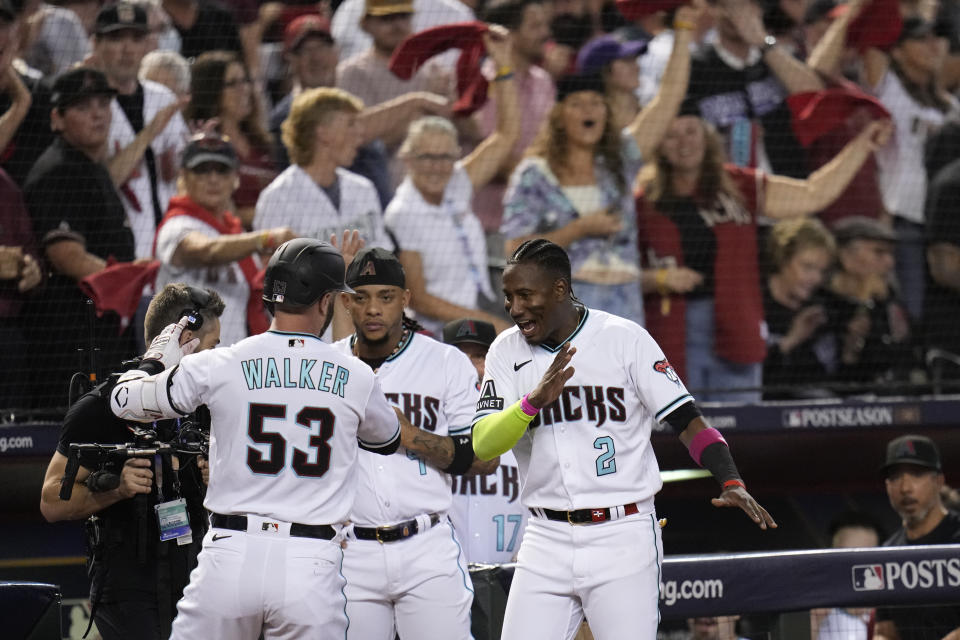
[51,68,118,110]
[95,2,148,35]
[346,247,405,289]
[882,434,942,476]
[443,318,496,348]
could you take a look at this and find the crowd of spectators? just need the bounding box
[1,0,960,413]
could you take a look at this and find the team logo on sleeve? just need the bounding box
[653,359,680,386]
[477,380,504,411]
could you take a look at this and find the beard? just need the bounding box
[357,328,392,348]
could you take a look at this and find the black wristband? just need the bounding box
[698,441,742,485]
[443,435,476,476]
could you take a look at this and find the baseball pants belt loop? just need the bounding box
[353,513,441,544]
[210,513,336,540]
[530,502,641,525]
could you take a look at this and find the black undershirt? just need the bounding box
[116,84,164,226]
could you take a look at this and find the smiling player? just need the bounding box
[472,239,776,640]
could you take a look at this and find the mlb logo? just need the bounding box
[852,564,885,591]
[262,522,280,533]
[288,338,305,348]
[784,410,803,428]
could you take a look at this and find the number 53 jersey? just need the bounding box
[472,308,695,511]
[168,330,400,526]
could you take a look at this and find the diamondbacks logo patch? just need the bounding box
[477,379,504,411]
[654,359,680,386]
[457,321,477,338]
[359,260,376,277]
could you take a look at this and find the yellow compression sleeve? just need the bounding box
[472,400,537,461]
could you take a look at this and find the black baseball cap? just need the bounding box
[882,434,942,476]
[555,72,606,102]
[181,134,239,170]
[443,318,496,348]
[346,247,405,289]
[51,68,117,110]
[95,2,148,36]
[832,216,897,246]
[897,16,935,44]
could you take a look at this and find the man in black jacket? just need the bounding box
[39,283,224,640]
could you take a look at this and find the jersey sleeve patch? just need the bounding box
[476,379,504,412]
[653,359,681,386]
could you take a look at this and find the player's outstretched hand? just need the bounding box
[711,486,778,530]
[527,343,576,409]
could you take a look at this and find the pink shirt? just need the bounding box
[472,65,554,233]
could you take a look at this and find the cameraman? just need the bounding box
[39,283,224,640]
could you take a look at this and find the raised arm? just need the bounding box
[462,26,520,190]
[358,91,451,145]
[626,3,702,159]
[106,97,187,187]
[473,343,576,460]
[807,0,869,77]
[727,0,824,93]
[763,119,892,218]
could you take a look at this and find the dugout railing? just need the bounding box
[468,545,960,639]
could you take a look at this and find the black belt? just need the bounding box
[353,513,441,543]
[210,513,335,540]
[532,503,640,525]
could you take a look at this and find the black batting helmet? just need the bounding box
[262,238,354,310]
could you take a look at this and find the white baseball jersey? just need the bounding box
[154,215,251,348]
[473,307,694,510]
[254,165,394,251]
[449,448,529,564]
[108,80,188,259]
[331,331,478,524]
[169,330,400,525]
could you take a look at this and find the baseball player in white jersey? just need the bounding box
[472,240,777,640]
[443,318,528,564]
[111,238,402,639]
[331,248,498,639]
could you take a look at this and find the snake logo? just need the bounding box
[653,359,680,386]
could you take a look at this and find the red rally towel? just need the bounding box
[829,0,902,52]
[79,260,160,329]
[389,22,490,116]
[615,0,688,22]
[787,84,890,146]
[154,196,270,336]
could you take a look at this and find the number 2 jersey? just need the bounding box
[331,331,479,526]
[472,307,695,511]
[167,330,400,525]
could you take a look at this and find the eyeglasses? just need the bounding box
[412,153,458,164]
[223,76,252,88]
[189,162,233,175]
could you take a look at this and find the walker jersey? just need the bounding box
[167,330,400,525]
[331,331,478,526]
[449,449,528,564]
[472,308,694,510]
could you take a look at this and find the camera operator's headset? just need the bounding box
[180,285,212,332]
